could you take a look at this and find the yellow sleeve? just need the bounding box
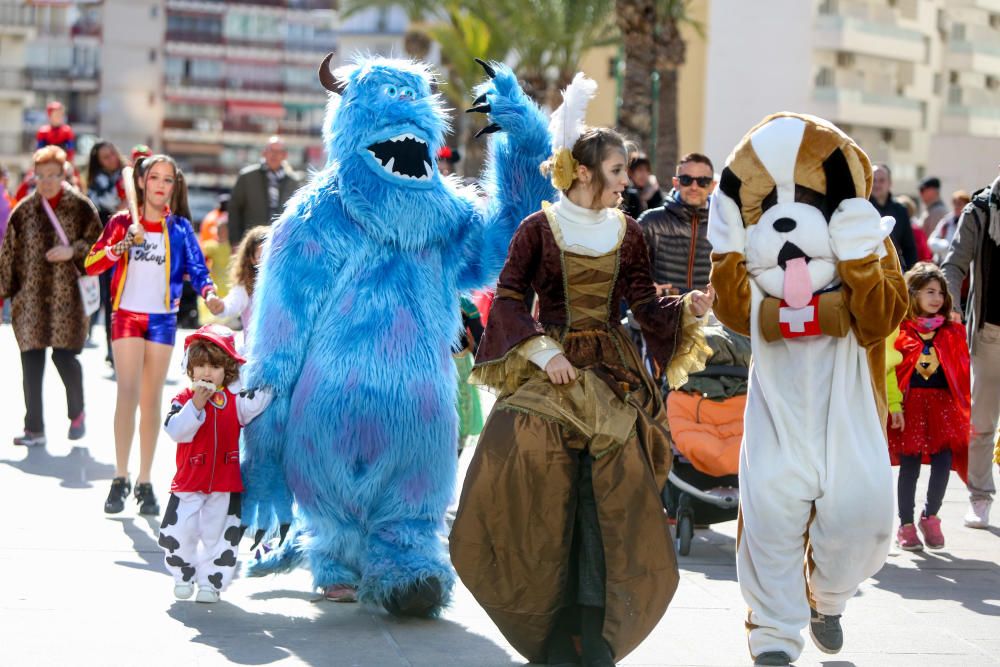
[885,327,903,414]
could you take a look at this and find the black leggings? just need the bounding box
[21,348,84,433]
[897,450,952,524]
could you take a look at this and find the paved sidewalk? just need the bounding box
[0,325,998,666]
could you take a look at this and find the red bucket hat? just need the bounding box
[184,324,246,365]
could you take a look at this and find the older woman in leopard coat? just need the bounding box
[0,146,102,447]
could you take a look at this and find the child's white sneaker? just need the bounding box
[173,582,194,600]
[196,586,221,603]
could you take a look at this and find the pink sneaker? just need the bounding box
[918,514,945,549]
[324,584,357,603]
[896,523,923,551]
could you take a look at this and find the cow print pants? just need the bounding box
[158,491,242,591]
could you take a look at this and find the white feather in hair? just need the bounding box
[549,72,598,153]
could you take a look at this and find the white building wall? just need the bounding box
[702,0,815,169]
[99,0,165,152]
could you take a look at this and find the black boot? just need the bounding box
[544,606,581,666]
[383,577,444,617]
[134,482,160,516]
[580,605,614,667]
[104,477,131,514]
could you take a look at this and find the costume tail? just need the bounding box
[244,525,305,577]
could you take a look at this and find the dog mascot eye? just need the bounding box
[399,86,416,100]
[382,84,399,98]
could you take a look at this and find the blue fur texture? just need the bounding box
[240,56,554,612]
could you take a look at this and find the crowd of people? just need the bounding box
[0,74,998,667]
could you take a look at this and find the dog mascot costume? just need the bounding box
[240,54,553,616]
[708,113,907,665]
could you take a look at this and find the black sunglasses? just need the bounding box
[677,174,714,188]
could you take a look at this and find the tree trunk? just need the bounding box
[655,67,679,179]
[615,0,657,151]
[403,29,432,60]
[654,15,686,178]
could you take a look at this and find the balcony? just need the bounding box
[947,39,1000,75]
[166,29,222,45]
[940,105,1000,138]
[0,3,37,37]
[0,69,31,104]
[811,86,924,131]
[814,14,926,63]
[0,132,33,158]
[26,68,99,93]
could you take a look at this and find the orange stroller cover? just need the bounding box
[666,392,745,477]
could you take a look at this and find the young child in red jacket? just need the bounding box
[160,324,271,602]
[887,262,970,551]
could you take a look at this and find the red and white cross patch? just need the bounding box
[778,295,821,338]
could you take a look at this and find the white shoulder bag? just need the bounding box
[40,196,101,317]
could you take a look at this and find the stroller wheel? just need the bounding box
[676,510,694,556]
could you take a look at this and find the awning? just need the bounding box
[226,100,285,118]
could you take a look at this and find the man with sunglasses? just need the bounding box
[637,152,717,296]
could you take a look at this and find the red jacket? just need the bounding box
[893,319,971,415]
[165,387,244,493]
[84,211,214,313]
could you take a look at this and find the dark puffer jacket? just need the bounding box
[637,190,712,293]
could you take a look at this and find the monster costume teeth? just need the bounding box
[367,134,433,181]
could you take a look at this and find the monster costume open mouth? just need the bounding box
[777,241,810,270]
[367,133,433,181]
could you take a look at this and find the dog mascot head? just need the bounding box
[708,112,886,308]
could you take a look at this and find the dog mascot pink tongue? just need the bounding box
[708,113,907,666]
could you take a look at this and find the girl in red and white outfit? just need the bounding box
[85,155,222,516]
[887,262,970,550]
[161,324,271,602]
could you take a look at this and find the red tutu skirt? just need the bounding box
[888,387,969,459]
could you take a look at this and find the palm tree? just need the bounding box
[614,0,657,152]
[338,0,437,59]
[653,0,698,178]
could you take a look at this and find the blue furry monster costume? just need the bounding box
[239,54,554,616]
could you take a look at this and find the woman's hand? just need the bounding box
[205,293,225,315]
[949,309,963,324]
[688,285,715,317]
[45,245,74,263]
[890,411,905,431]
[545,353,577,385]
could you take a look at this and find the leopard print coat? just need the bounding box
[0,185,102,351]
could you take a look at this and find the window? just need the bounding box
[951,23,966,41]
[149,49,157,63]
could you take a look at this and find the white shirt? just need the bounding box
[547,196,624,256]
[219,284,254,351]
[119,231,170,314]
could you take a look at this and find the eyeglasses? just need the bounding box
[677,174,713,188]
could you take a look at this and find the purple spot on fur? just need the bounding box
[402,473,430,506]
[267,307,295,344]
[383,307,418,359]
[339,289,356,316]
[412,380,441,421]
[344,367,360,392]
[287,465,315,508]
[303,240,322,258]
[290,360,322,422]
[353,416,386,464]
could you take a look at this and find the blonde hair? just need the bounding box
[33,145,67,169]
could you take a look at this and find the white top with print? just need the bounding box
[119,232,171,314]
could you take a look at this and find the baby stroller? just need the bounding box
[662,322,750,555]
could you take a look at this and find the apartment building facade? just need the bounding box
[695,0,1000,196]
[0,0,405,191]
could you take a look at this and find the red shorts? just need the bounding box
[111,309,177,346]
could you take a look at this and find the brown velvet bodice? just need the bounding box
[476,210,686,373]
